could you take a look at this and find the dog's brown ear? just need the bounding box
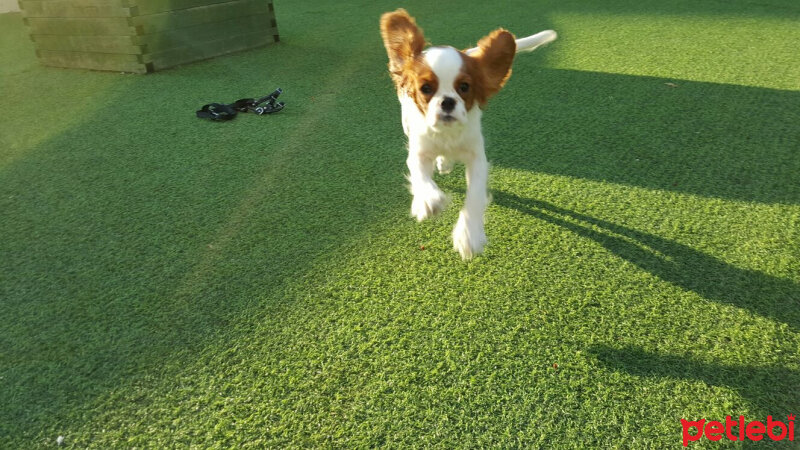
[470,29,516,103]
[380,9,425,85]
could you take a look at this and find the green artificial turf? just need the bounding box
[1,0,799,447]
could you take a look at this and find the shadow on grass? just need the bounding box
[489,68,800,205]
[493,191,800,330]
[0,18,402,442]
[2,0,798,443]
[588,344,800,415]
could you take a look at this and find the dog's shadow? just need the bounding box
[492,191,800,331]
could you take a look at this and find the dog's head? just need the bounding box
[380,9,516,129]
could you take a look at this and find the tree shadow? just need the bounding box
[493,191,800,330]
[589,344,800,416]
[488,68,800,205]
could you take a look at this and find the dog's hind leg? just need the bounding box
[436,156,454,175]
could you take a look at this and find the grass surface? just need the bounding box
[2,0,799,447]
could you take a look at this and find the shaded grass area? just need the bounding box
[1,0,799,447]
[491,68,800,205]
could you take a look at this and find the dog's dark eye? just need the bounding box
[459,82,470,93]
[420,83,433,95]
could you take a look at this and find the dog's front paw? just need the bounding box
[411,189,449,221]
[452,212,486,260]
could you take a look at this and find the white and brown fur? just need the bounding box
[380,9,556,259]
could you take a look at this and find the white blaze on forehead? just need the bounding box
[422,46,463,91]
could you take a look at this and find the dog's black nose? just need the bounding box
[441,96,456,113]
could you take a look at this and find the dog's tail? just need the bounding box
[513,30,557,53]
[465,29,557,56]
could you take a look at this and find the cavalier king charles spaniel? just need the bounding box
[380,9,556,259]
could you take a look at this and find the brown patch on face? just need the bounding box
[405,60,438,114]
[463,29,517,107]
[456,54,479,111]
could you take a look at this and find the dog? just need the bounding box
[380,9,556,259]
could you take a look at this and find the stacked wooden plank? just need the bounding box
[19,0,279,73]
